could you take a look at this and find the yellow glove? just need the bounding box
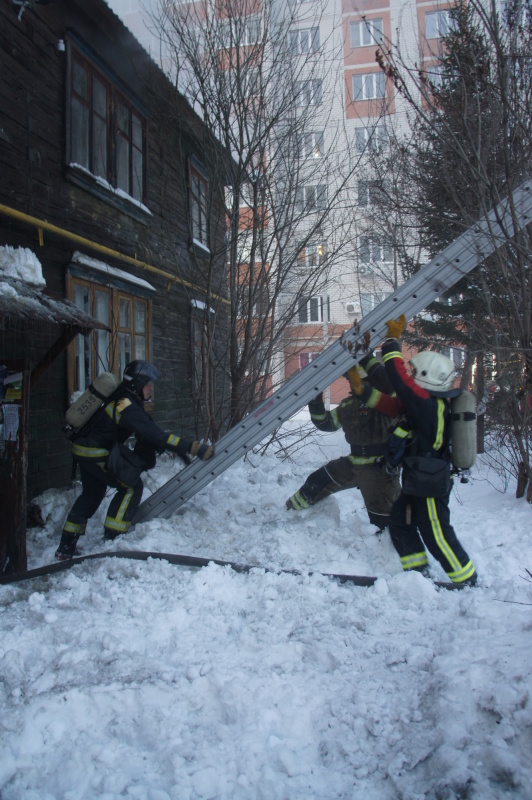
[385,314,406,339]
[347,365,364,396]
[190,441,215,460]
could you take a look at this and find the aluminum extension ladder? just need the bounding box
[133,181,532,524]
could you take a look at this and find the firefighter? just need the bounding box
[286,353,401,531]
[367,315,477,585]
[55,360,214,560]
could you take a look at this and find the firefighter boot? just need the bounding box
[54,532,81,561]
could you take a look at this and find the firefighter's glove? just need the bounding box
[134,441,157,470]
[385,314,406,339]
[347,366,364,396]
[174,437,194,459]
[190,441,214,460]
[308,393,325,414]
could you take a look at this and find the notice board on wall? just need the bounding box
[0,361,29,574]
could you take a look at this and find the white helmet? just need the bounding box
[409,351,458,396]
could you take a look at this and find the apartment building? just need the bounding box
[108,0,452,403]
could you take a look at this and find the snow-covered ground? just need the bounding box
[1,413,531,800]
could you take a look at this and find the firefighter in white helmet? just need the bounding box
[357,316,477,586]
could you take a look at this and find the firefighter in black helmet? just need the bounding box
[55,360,214,560]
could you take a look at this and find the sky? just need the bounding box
[1,413,531,800]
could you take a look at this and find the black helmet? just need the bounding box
[122,360,161,396]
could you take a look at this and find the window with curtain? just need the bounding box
[68,46,146,203]
[289,27,320,54]
[350,19,383,48]
[298,240,326,268]
[295,79,323,106]
[299,131,324,159]
[352,72,386,101]
[69,276,151,395]
[425,10,454,39]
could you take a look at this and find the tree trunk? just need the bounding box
[516,461,528,498]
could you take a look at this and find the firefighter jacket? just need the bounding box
[71,387,189,466]
[379,339,452,462]
[357,341,454,497]
[308,391,398,463]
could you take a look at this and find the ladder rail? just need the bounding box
[133,182,532,523]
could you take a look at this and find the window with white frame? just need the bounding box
[352,72,385,101]
[425,64,443,88]
[441,345,465,369]
[220,15,262,47]
[425,10,454,39]
[244,15,262,44]
[236,230,254,263]
[296,79,323,106]
[243,67,261,98]
[501,0,532,27]
[295,185,327,213]
[360,292,387,316]
[298,239,326,268]
[189,159,209,249]
[235,289,247,319]
[357,179,383,207]
[256,341,270,376]
[299,131,324,159]
[359,235,393,264]
[298,295,327,323]
[299,351,318,369]
[289,27,320,54]
[354,123,388,152]
[350,18,383,48]
[239,170,264,206]
[235,276,269,319]
[239,182,253,207]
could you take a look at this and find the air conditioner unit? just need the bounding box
[359,265,374,276]
[345,301,358,315]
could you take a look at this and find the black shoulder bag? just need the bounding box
[401,455,451,498]
[106,401,146,486]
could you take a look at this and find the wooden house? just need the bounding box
[0,0,230,512]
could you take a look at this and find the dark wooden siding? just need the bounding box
[0,0,229,500]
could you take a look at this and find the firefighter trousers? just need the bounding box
[388,491,476,583]
[292,456,401,529]
[62,460,144,540]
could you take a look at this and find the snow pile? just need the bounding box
[71,251,155,292]
[1,414,532,799]
[0,245,45,287]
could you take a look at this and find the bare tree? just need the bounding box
[370,0,532,497]
[147,0,374,435]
